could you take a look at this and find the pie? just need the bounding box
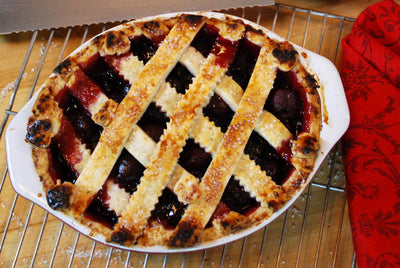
[25,12,322,248]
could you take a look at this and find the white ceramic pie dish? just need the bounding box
[5,11,349,253]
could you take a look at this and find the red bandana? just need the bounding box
[341,0,400,266]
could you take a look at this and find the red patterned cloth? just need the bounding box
[341,0,400,266]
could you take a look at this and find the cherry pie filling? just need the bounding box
[38,22,312,233]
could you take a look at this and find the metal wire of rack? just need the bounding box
[0,3,356,267]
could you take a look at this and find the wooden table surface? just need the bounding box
[1,1,396,267]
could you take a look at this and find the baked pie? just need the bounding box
[25,12,322,248]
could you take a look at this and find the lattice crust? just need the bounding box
[25,13,322,248]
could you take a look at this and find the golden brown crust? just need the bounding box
[25,13,322,249]
[26,76,64,147]
[31,147,52,188]
[91,99,118,126]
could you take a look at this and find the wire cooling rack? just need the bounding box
[0,3,357,267]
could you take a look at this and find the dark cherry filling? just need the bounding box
[178,139,212,179]
[66,68,103,110]
[61,93,103,151]
[211,36,238,68]
[150,188,186,229]
[49,117,83,184]
[203,93,234,133]
[130,34,158,63]
[109,149,144,194]
[48,88,102,184]
[265,70,304,136]
[48,140,79,184]
[137,102,170,142]
[244,132,293,185]
[221,177,260,215]
[190,24,219,57]
[79,54,131,103]
[166,62,194,95]
[85,182,119,229]
[205,201,231,229]
[227,38,260,90]
[83,150,145,227]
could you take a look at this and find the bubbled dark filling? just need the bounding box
[190,24,219,57]
[166,62,194,94]
[47,90,102,184]
[48,140,79,184]
[221,177,260,215]
[84,149,145,228]
[137,102,170,142]
[178,139,212,179]
[109,149,145,194]
[265,70,304,136]
[203,93,234,133]
[150,188,187,229]
[79,55,131,103]
[226,37,260,90]
[244,132,293,185]
[130,34,158,63]
[84,183,119,228]
[60,93,103,151]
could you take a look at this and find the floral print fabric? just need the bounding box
[341,0,400,266]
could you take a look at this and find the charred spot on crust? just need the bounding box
[246,25,263,35]
[169,220,199,247]
[102,31,130,55]
[227,21,239,30]
[272,46,298,65]
[39,94,51,104]
[290,177,304,190]
[92,36,101,45]
[268,200,281,210]
[106,32,117,48]
[110,228,134,245]
[46,183,73,210]
[25,119,52,147]
[305,74,318,89]
[138,21,168,44]
[302,146,312,155]
[306,136,318,146]
[218,212,251,233]
[301,135,318,154]
[143,21,160,31]
[54,59,72,77]
[183,14,203,25]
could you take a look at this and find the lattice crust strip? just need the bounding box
[25,13,322,248]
